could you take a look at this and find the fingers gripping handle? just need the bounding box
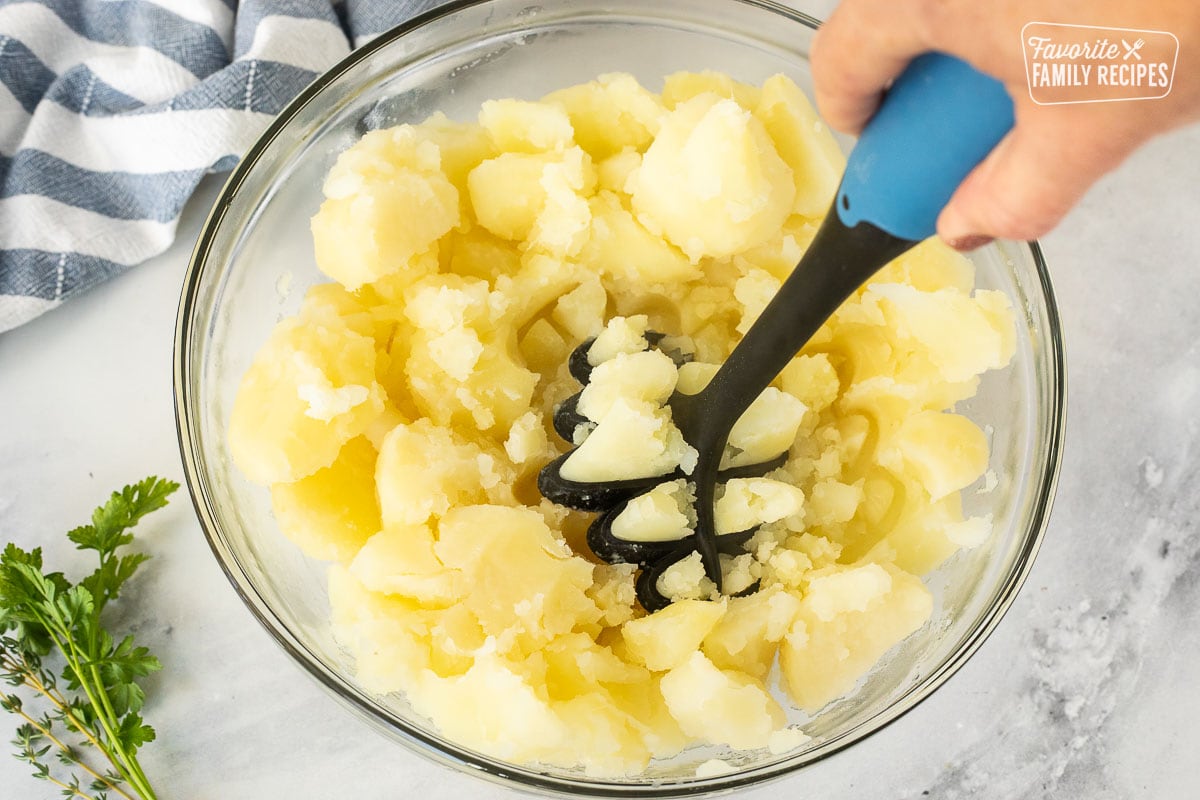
[835,52,1016,242]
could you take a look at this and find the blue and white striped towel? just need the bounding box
[0,0,448,333]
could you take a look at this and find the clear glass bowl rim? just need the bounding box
[173,0,1068,795]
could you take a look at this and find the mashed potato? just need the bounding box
[228,70,1015,775]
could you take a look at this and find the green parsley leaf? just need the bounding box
[2,477,177,800]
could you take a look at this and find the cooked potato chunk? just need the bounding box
[229,305,385,484]
[269,436,380,562]
[311,127,460,290]
[630,94,795,261]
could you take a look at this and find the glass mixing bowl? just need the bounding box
[174,0,1066,794]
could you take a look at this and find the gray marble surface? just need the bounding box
[3,64,1200,800]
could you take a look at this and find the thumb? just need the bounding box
[937,121,1127,248]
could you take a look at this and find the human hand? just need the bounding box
[810,0,1200,248]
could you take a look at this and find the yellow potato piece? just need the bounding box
[660,651,785,750]
[858,485,980,574]
[468,147,596,254]
[550,691,655,776]
[630,94,795,261]
[622,599,727,671]
[715,478,806,535]
[754,73,846,218]
[576,349,678,422]
[229,306,385,484]
[375,419,514,527]
[412,113,498,216]
[496,253,587,330]
[409,651,572,762]
[779,564,932,712]
[596,148,642,193]
[873,283,1016,383]
[518,317,571,376]
[399,275,539,433]
[552,273,608,341]
[662,70,762,110]
[610,480,693,543]
[434,505,600,652]
[480,98,575,153]
[779,353,841,416]
[580,191,699,283]
[560,398,696,482]
[468,152,554,242]
[544,72,665,160]
[441,225,522,283]
[327,565,432,692]
[889,410,990,501]
[349,524,464,607]
[269,436,380,562]
[702,586,802,679]
[874,236,976,293]
[311,127,460,290]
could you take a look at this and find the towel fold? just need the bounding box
[0,0,448,333]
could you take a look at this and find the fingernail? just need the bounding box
[947,235,994,252]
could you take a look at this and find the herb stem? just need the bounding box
[43,623,143,795]
[5,696,137,800]
[44,772,93,799]
[14,663,112,758]
[88,659,156,800]
[6,651,151,800]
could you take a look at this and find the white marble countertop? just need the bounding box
[4,74,1200,800]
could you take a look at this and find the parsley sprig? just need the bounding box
[1,477,178,800]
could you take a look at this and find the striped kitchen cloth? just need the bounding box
[0,0,449,334]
